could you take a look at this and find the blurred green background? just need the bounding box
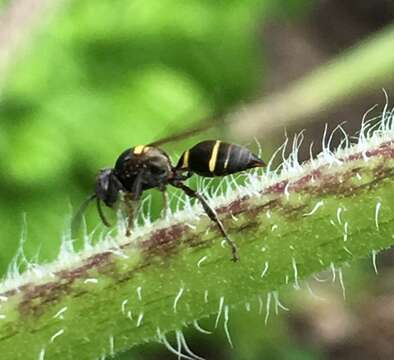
[0,0,393,359]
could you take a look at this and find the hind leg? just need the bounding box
[171,181,239,262]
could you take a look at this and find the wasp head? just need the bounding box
[95,168,122,207]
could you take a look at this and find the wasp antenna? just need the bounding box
[71,194,96,237]
[96,198,112,227]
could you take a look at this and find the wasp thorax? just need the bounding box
[139,149,172,187]
[114,146,172,191]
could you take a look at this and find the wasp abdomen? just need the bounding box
[176,140,265,177]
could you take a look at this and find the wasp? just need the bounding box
[73,140,265,261]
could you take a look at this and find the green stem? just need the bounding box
[229,23,394,138]
[1,135,394,359]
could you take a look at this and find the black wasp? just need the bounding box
[73,140,265,261]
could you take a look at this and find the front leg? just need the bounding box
[124,193,139,237]
[124,173,143,237]
[171,181,239,262]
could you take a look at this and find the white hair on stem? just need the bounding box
[108,335,114,356]
[305,281,326,302]
[53,306,68,320]
[258,295,264,315]
[214,296,225,328]
[173,287,185,314]
[261,261,269,278]
[313,273,330,283]
[136,286,143,302]
[192,320,211,335]
[136,312,144,327]
[292,258,300,290]
[330,262,337,282]
[38,348,46,360]
[338,268,346,300]
[303,201,324,217]
[264,292,272,325]
[372,250,379,274]
[177,330,206,360]
[159,332,195,360]
[223,305,233,348]
[375,201,382,231]
[272,291,289,314]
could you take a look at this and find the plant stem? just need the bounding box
[0,135,394,359]
[229,23,394,138]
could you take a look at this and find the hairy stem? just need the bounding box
[1,133,394,359]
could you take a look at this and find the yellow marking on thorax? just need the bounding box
[208,140,221,172]
[181,150,190,169]
[133,145,149,155]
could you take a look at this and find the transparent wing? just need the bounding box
[148,111,223,147]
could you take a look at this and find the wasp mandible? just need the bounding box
[74,140,265,261]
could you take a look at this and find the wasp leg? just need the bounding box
[173,170,193,182]
[124,193,139,237]
[71,194,97,237]
[124,175,143,237]
[172,181,239,262]
[96,197,112,227]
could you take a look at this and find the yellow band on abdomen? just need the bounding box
[208,140,221,172]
